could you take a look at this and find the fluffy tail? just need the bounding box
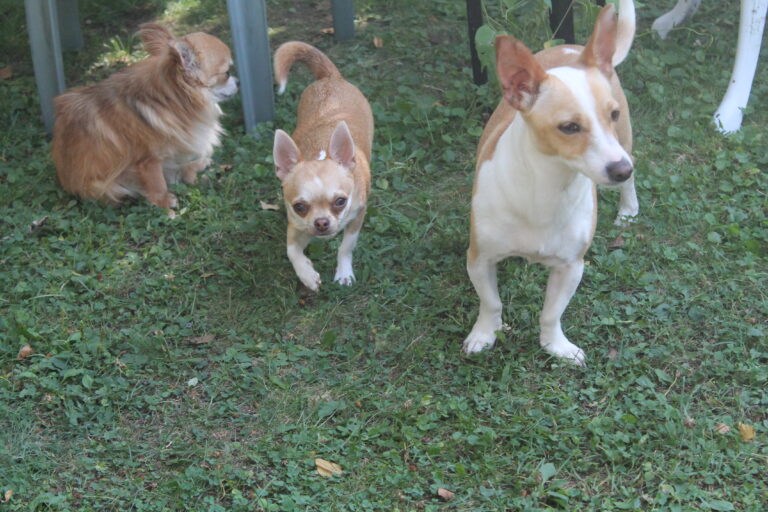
[612,0,636,67]
[138,23,174,56]
[273,41,342,94]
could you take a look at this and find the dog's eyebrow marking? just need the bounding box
[317,150,327,160]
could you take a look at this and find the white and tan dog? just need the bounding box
[463,0,638,364]
[272,42,373,291]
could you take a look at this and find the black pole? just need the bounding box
[549,0,575,44]
[466,0,487,85]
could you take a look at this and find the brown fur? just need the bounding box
[51,23,235,215]
[272,41,374,291]
[274,41,373,215]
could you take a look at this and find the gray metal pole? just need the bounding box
[227,0,274,133]
[57,0,83,50]
[25,0,66,133]
[331,0,355,41]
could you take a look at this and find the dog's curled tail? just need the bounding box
[612,0,636,67]
[273,41,342,95]
[138,23,174,56]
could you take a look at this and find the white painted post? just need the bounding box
[713,0,768,133]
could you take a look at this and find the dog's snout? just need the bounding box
[606,158,633,183]
[314,217,330,233]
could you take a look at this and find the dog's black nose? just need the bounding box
[606,158,633,183]
[314,217,330,233]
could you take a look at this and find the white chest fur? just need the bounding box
[473,118,595,266]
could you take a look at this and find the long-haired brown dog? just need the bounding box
[52,23,238,217]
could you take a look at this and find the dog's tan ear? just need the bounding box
[495,35,547,112]
[138,23,174,56]
[274,130,302,181]
[581,4,618,76]
[170,39,200,76]
[329,121,356,169]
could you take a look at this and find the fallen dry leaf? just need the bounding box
[372,36,383,48]
[607,347,619,360]
[188,334,215,345]
[0,66,12,80]
[437,488,455,501]
[17,345,32,359]
[321,27,335,35]
[315,458,342,477]
[738,423,756,442]
[200,272,215,278]
[683,416,696,428]
[609,235,626,249]
[260,200,279,211]
[714,422,731,435]
[3,489,12,503]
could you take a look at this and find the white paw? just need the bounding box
[541,335,586,366]
[613,211,638,227]
[462,329,497,354]
[297,267,321,291]
[333,270,355,286]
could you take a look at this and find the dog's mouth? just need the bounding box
[212,75,238,101]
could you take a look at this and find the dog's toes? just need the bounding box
[462,332,496,354]
[613,214,637,227]
[167,209,177,219]
[333,271,355,286]
[543,339,586,366]
[299,271,321,292]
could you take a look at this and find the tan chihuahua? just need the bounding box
[463,0,637,365]
[272,42,373,291]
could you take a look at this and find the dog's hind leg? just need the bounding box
[539,260,586,366]
[463,254,503,354]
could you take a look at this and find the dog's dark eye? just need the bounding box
[611,110,620,122]
[293,202,308,216]
[333,197,347,209]
[559,122,581,135]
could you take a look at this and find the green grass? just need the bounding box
[1,0,767,510]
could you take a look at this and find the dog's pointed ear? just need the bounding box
[138,23,173,56]
[581,4,618,77]
[495,35,547,112]
[329,121,356,169]
[170,39,199,75]
[274,130,302,181]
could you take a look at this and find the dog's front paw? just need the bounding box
[613,211,638,227]
[297,267,321,292]
[182,157,212,184]
[462,329,497,354]
[541,335,586,366]
[333,268,355,286]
